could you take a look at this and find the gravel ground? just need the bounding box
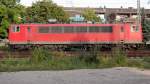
[0,67,150,84]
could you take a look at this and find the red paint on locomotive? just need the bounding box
[8,24,143,45]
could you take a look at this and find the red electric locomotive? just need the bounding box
[8,23,143,50]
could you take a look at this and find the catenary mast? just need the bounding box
[137,0,141,30]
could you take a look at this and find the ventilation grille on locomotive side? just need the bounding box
[38,26,113,33]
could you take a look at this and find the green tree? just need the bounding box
[142,19,150,42]
[82,8,101,23]
[141,8,150,42]
[0,0,25,38]
[106,12,116,23]
[0,0,20,8]
[26,0,69,23]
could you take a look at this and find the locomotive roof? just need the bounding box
[11,23,131,27]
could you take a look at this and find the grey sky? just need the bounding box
[20,0,150,8]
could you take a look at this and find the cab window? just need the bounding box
[13,26,20,32]
[131,25,139,32]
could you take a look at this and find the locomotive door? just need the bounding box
[120,25,125,43]
[27,27,31,43]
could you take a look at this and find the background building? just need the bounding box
[64,7,150,23]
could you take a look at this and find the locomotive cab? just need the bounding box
[9,25,28,45]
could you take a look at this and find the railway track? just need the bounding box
[0,51,31,58]
[127,50,150,57]
[0,50,150,58]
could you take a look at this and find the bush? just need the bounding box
[127,59,144,68]
[111,47,128,66]
[143,57,150,69]
[30,47,52,64]
[0,46,147,72]
[143,57,150,63]
[0,58,30,72]
[97,54,114,68]
[0,46,9,50]
[78,47,99,64]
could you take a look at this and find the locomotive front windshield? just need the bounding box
[38,26,113,33]
[12,25,20,32]
[131,25,139,32]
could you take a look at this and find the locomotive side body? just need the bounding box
[8,23,143,49]
[29,24,114,44]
